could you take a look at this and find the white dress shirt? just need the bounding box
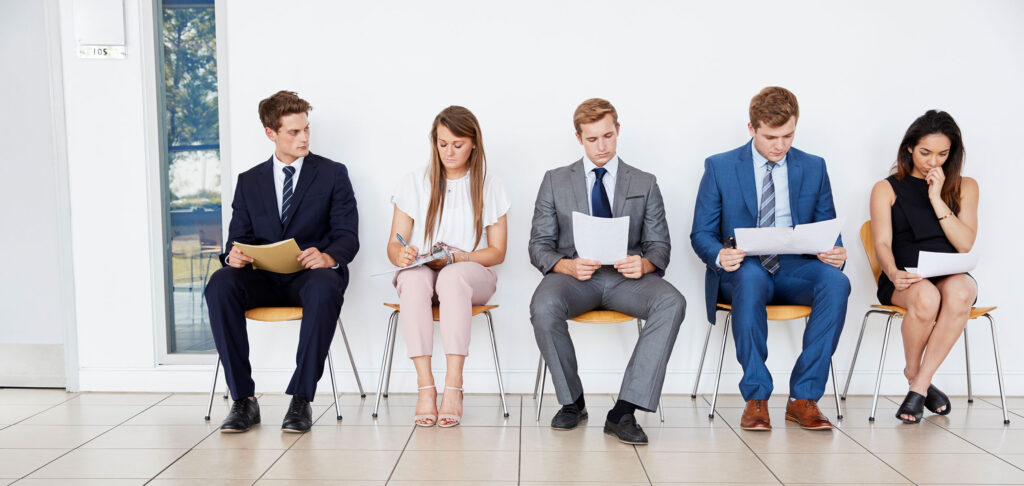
[273,154,305,217]
[582,154,619,214]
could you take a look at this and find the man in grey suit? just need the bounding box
[529,98,686,445]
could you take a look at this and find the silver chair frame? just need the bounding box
[690,309,843,420]
[532,318,666,423]
[841,308,1009,424]
[371,309,509,418]
[205,317,365,421]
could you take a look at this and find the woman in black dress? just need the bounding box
[869,110,979,424]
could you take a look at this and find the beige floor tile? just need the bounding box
[642,426,749,453]
[832,404,917,428]
[996,454,1024,471]
[522,483,648,486]
[83,424,217,449]
[406,425,518,451]
[0,389,78,405]
[841,422,984,453]
[456,405,521,427]
[520,424,625,451]
[519,450,647,482]
[651,483,781,486]
[390,481,515,486]
[15,480,146,485]
[632,407,729,428]
[738,427,865,454]
[156,448,283,479]
[160,393,227,406]
[123,404,234,426]
[639,451,776,483]
[878,452,1024,484]
[657,394,706,408]
[194,424,304,449]
[0,404,53,424]
[292,425,411,450]
[261,449,401,480]
[925,407,1020,429]
[758,452,909,484]
[949,427,1024,454]
[980,396,1024,410]
[0,448,68,478]
[28,448,186,479]
[256,481,385,486]
[391,450,518,481]
[66,392,171,406]
[344,393,419,407]
[315,405,420,426]
[21,404,150,426]
[0,424,111,448]
[149,480,254,486]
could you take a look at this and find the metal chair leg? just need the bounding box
[984,314,1010,424]
[843,310,877,399]
[372,311,398,418]
[869,313,896,421]
[484,311,510,418]
[533,355,543,399]
[536,360,547,421]
[830,359,843,419]
[337,318,365,398]
[964,327,973,403]
[692,319,714,399]
[383,316,398,397]
[709,313,731,419]
[327,350,342,420]
[205,358,221,421]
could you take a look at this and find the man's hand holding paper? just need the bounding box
[734,217,846,256]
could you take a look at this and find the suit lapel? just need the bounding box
[569,159,590,215]
[735,142,758,221]
[282,154,318,233]
[786,153,803,224]
[612,159,631,217]
[255,158,283,236]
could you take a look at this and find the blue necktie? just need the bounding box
[758,162,780,274]
[281,165,295,224]
[591,167,612,218]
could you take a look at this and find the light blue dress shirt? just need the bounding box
[752,145,792,228]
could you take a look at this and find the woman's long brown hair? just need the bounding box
[424,106,487,249]
[893,110,966,214]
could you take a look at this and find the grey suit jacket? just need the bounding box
[528,158,671,274]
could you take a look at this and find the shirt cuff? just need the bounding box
[715,254,723,269]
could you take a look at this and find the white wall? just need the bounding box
[60,0,1024,397]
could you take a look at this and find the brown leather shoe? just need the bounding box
[785,399,833,430]
[740,399,771,431]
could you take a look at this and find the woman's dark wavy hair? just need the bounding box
[894,110,966,214]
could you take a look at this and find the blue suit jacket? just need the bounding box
[689,141,841,323]
[222,152,359,274]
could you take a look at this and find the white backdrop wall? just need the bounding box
[63,0,1024,397]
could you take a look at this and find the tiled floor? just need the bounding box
[1,388,1022,484]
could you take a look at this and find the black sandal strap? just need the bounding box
[896,391,925,424]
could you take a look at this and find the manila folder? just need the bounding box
[232,239,305,274]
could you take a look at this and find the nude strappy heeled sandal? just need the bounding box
[438,386,463,428]
[414,385,437,427]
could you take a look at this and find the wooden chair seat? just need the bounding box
[716,304,813,322]
[245,307,303,322]
[570,310,636,324]
[382,303,498,321]
[870,304,997,320]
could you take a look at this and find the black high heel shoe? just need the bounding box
[896,391,925,424]
[924,384,952,416]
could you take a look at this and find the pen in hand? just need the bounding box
[395,233,418,267]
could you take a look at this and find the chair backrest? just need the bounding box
[860,220,883,282]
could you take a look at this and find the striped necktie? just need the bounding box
[758,162,780,274]
[281,165,295,224]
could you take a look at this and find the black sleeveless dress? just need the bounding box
[877,175,963,305]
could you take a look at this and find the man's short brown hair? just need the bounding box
[573,98,618,134]
[258,90,312,131]
[749,87,799,129]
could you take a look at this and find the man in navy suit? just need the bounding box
[690,87,849,431]
[205,90,359,433]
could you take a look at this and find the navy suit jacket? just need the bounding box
[221,152,359,274]
[689,141,841,323]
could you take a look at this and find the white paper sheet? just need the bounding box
[905,250,979,278]
[733,217,845,256]
[572,212,630,264]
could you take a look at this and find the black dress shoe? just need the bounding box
[551,404,588,430]
[220,397,260,433]
[604,414,648,445]
[282,395,313,433]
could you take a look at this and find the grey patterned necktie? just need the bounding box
[281,165,295,224]
[758,162,780,274]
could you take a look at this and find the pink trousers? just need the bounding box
[394,262,497,358]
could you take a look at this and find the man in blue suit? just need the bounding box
[205,91,359,433]
[690,87,849,431]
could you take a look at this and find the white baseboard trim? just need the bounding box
[0,344,65,387]
[77,367,1022,397]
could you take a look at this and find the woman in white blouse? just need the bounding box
[386,106,510,427]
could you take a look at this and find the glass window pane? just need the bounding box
[160,2,220,354]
